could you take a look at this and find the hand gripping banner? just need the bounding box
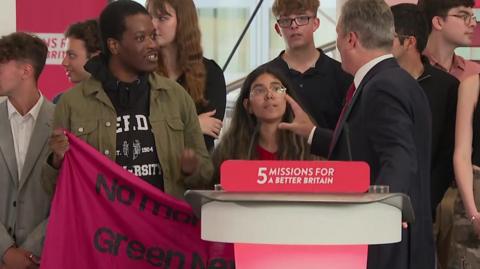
[40,132,234,269]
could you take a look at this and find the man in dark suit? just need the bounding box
[391,3,459,221]
[0,32,53,269]
[279,0,435,268]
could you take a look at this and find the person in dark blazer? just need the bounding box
[391,3,459,221]
[279,0,435,268]
[0,32,53,269]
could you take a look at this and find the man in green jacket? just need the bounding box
[43,0,213,200]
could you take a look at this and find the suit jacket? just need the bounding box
[418,59,459,220]
[0,99,54,257]
[312,58,435,269]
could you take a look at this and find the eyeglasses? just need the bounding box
[276,15,315,28]
[250,85,287,97]
[447,13,478,25]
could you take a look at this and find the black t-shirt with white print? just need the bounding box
[85,55,164,190]
[113,84,164,190]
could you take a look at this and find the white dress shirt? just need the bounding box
[7,95,44,181]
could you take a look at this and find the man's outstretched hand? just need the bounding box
[278,94,315,138]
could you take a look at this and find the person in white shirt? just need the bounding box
[0,32,54,269]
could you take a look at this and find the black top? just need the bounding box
[177,58,226,152]
[473,89,480,166]
[418,57,459,220]
[85,55,164,190]
[262,49,353,129]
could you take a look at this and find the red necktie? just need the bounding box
[328,84,356,156]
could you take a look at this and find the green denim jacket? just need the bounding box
[42,73,213,200]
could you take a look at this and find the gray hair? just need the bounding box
[339,0,394,50]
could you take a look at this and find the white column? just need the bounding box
[0,0,16,36]
[333,0,349,61]
[0,0,15,102]
[336,0,347,20]
[385,0,418,5]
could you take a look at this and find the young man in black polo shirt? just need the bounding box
[263,0,352,131]
[391,3,459,223]
[391,4,463,268]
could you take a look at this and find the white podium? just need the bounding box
[185,190,414,269]
[185,191,414,245]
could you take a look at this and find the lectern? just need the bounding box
[185,190,414,269]
[185,160,415,269]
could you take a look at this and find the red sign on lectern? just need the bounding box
[220,160,371,269]
[220,160,370,193]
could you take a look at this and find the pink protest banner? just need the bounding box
[40,132,234,269]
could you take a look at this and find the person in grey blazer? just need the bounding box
[0,32,53,269]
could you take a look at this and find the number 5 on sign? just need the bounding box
[257,167,267,184]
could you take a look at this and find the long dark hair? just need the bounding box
[212,66,315,181]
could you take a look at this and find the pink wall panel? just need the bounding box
[16,0,107,100]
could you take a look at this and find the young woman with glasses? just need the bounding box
[212,66,316,182]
